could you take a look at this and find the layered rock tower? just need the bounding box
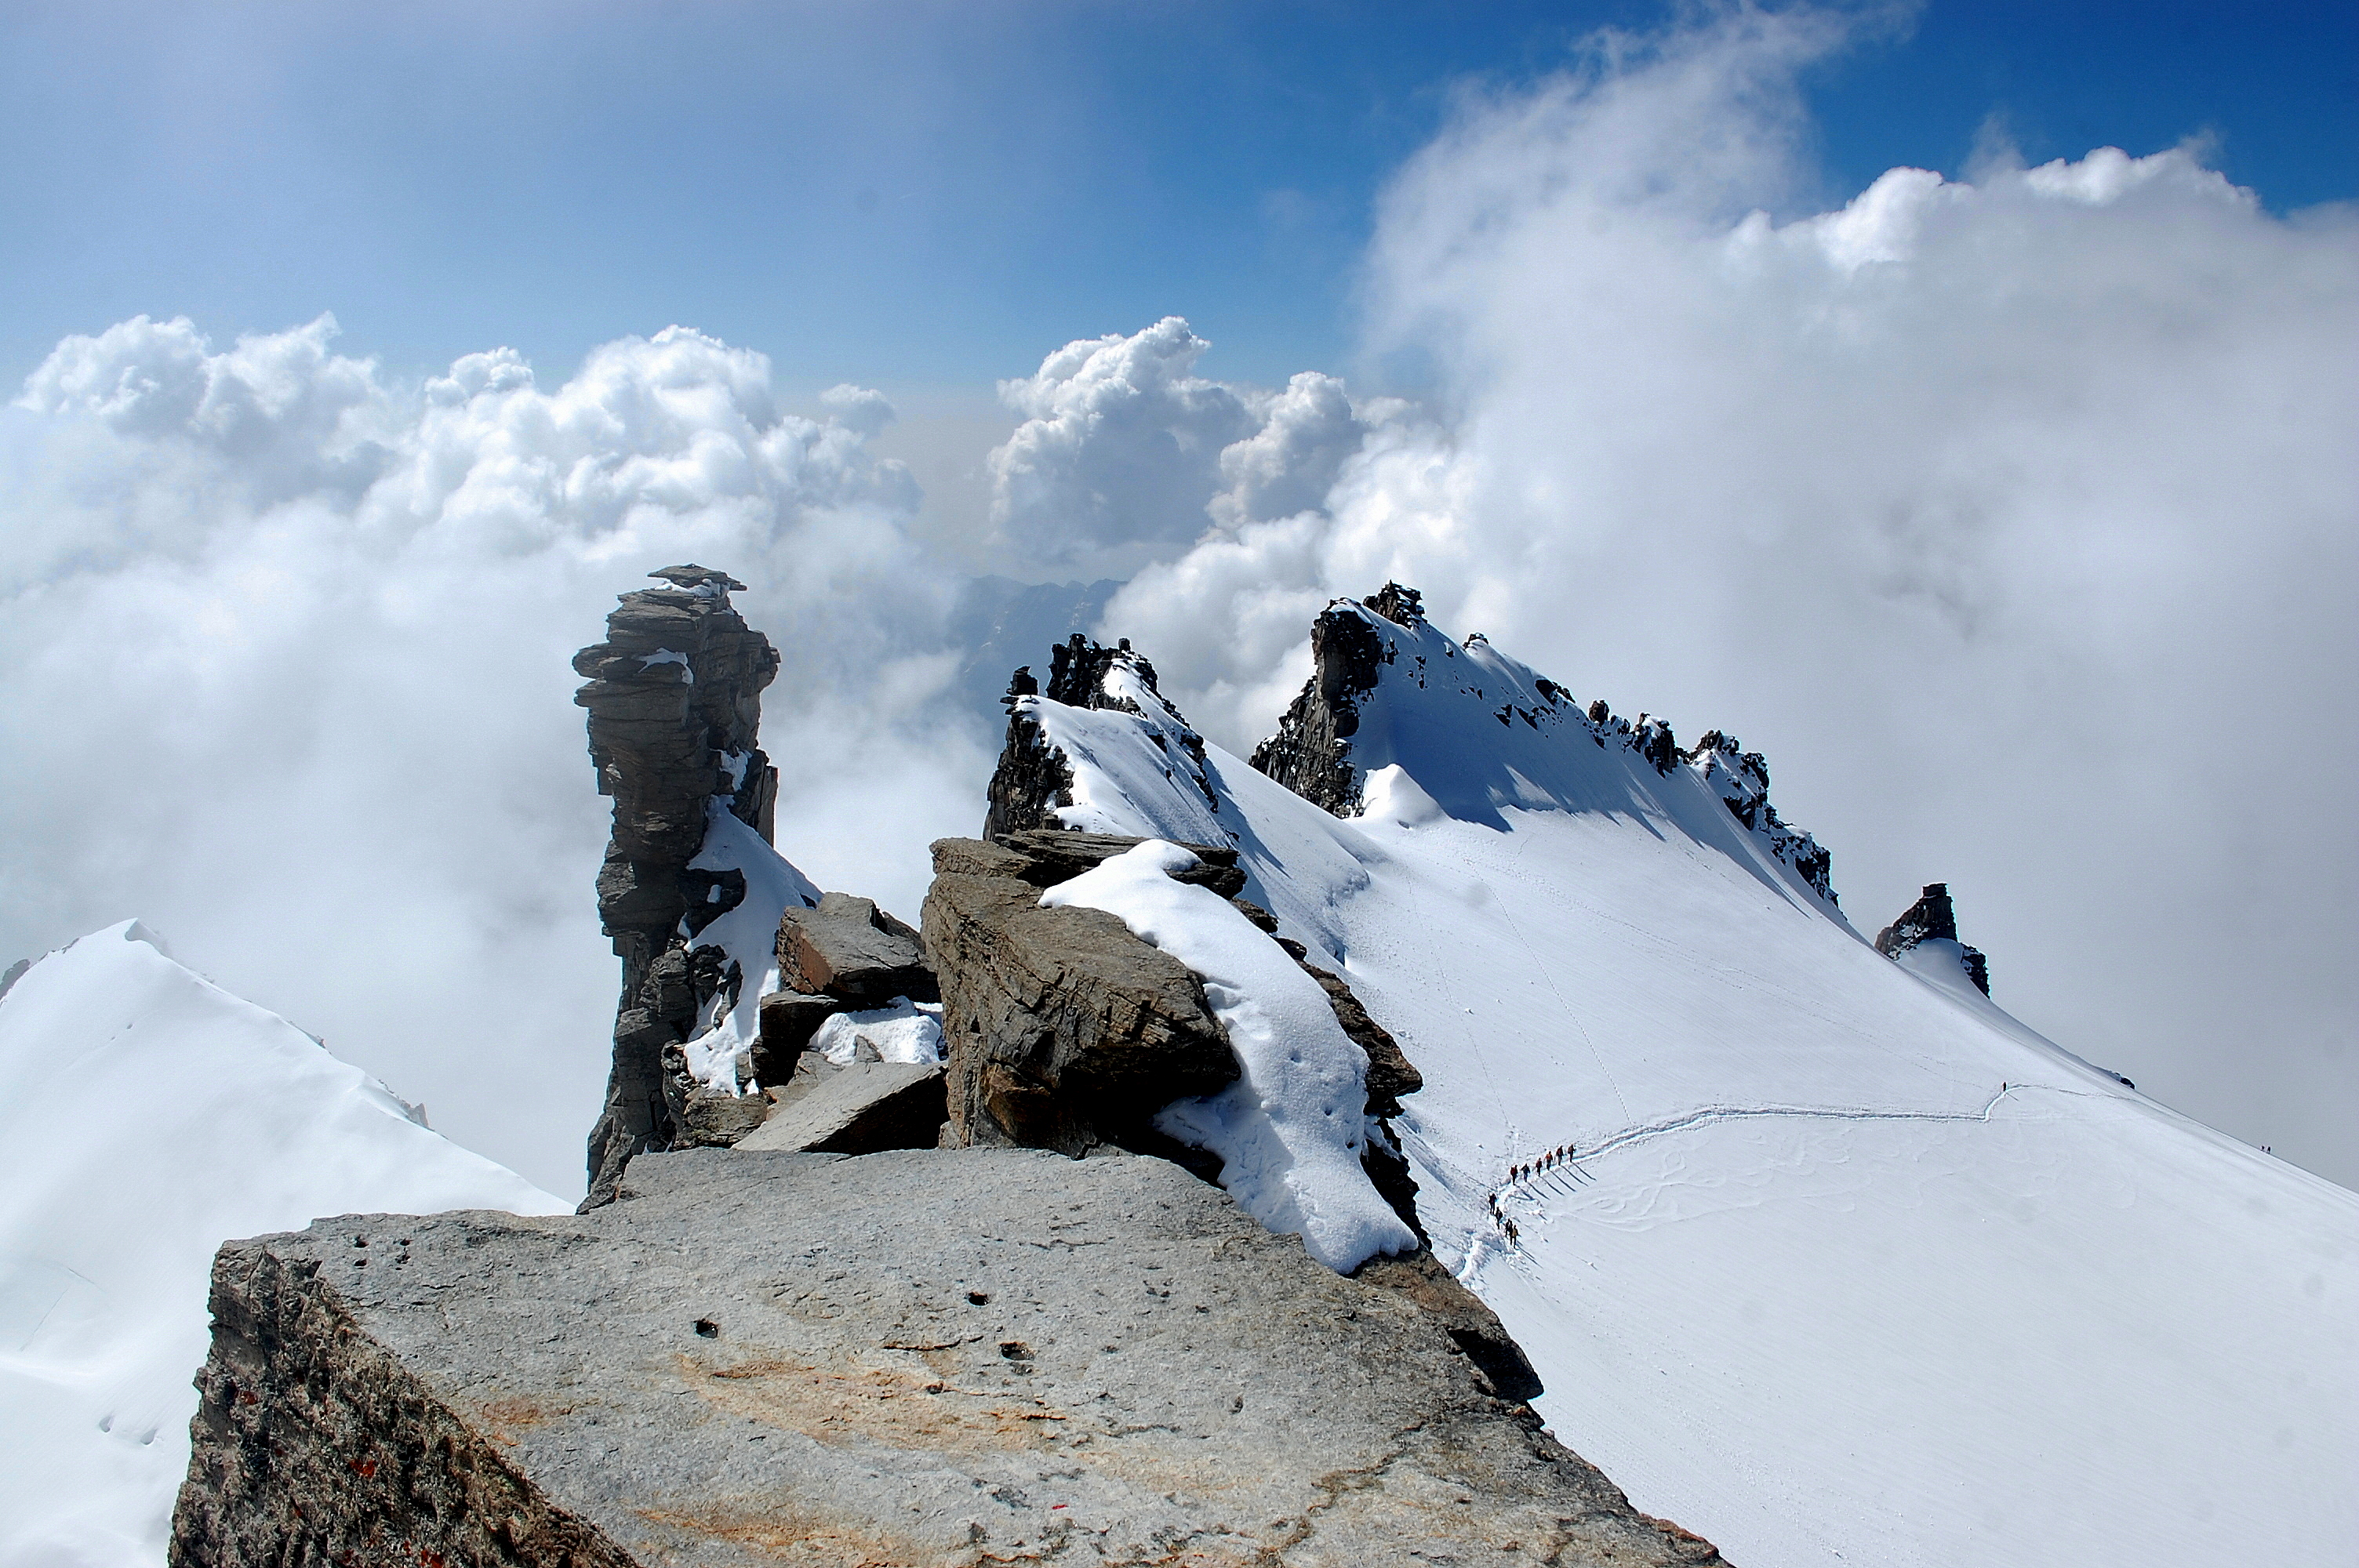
[574,565,782,1200]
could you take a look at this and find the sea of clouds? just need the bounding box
[3,5,2352,1195]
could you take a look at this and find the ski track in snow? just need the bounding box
[1473,1082,2128,1219]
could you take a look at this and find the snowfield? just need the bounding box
[0,923,567,1568]
[1028,608,2359,1568]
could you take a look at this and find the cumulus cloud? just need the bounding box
[0,315,983,1197]
[1103,7,2359,1184]
[987,317,1257,572]
[984,317,1392,579]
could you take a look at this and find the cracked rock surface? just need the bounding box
[170,1147,1721,1568]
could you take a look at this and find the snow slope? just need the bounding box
[1024,609,2359,1567]
[0,922,568,1568]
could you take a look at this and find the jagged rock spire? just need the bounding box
[1249,597,1394,815]
[574,566,780,1199]
[1874,883,1991,995]
[986,633,1214,838]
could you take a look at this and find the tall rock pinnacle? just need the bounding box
[573,565,781,1199]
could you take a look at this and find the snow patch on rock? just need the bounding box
[677,799,821,1094]
[811,1000,945,1065]
[1041,841,1417,1273]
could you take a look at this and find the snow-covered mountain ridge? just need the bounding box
[0,922,565,1566]
[1249,585,1836,906]
[992,586,2358,1568]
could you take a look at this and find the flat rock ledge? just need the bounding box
[171,1148,1721,1568]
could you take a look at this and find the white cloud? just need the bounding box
[1110,7,2359,1185]
[0,315,980,1198]
[985,316,1391,577]
[4,3,2352,1197]
[1209,370,1377,530]
[987,316,1256,572]
[820,381,898,439]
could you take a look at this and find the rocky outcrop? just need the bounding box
[1249,590,1401,815]
[775,892,935,1005]
[1281,938,1427,1240]
[1685,730,1836,904]
[1874,882,1990,995]
[576,566,787,1205]
[925,829,1430,1243]
[1245,584,1838,904]
[171,1148,1721,1568]
[980,681,1076,840]
[740,891,940,1115]
[991,828,1248,898]
[922,840,1240,1159]
[1354,1248,1543,1404]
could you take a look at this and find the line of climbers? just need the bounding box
[1482,1140,1592,1248]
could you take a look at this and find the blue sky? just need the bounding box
[2,0,2351,392]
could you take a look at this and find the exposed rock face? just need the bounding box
[1874,882,1991,995]
[171,1148,1720,1568]
[1245,584,1838,904]
[992,828,1248,898]
[1281,939,1427,1240]
[922,840,1240,1158]
[927,829,1430,1243]
[754,991,844,1081]
[676,1087,771,1149]
[1354,1249,1543,1404]
[1249,590,1401,815]
[1685,731,1836,903]
[0,956,30,1003]
[981,685,1076,840]
[576,565,785,1204]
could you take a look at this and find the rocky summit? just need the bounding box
[165,572,1726,1568]
[169,1148,1718,1568]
